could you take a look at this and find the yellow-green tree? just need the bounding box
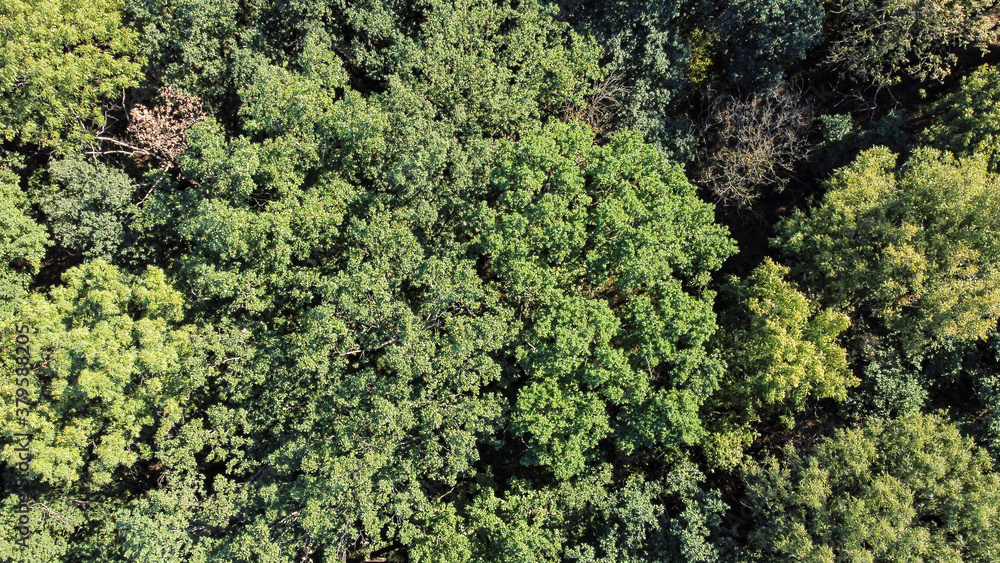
[0,0,144,151]
[706,259,854,469]
[777,146,1000,353]
[744,413,1000,561]
[924,64,1000,171]
[0,168,48,317]
[0,260,200,489]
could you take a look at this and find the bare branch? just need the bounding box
[692,85,814,208]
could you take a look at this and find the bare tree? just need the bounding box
[692,86,814,208]
[564,72,629,136]
[96,86,206,169]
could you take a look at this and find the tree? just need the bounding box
[473,122,735,479]
[0,0,144,150]
[842,336,929,419]
[0,260,201,489]
[0,260,205,562]
[0,167,48,317]
[980,337,1000,459]
[125,0,244,122]
[706,259,854,469]
[812,111,911,177]
[743,413,1000,561]
[776,146,1000,353]
[94,86,207,169]
[558,0,697,157]
[712,0,824,87]
[389,0,601,136]
[466,463,727,563]
[693,86,814,208]
[924,64,1000,171]
[141,70,734,556]
[34,157,136,261]
[824,0,1000,86]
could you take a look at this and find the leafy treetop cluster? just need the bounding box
[2,0,1000,561]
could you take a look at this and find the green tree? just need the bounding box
[843,337,929,419]
[139,95,734,560]
[981,337,1000,458]
[776,146,1000,353]
[924,64,1000,171]
[812,110,911,177]
[824,0,1000,86]
[0,167,48,316]
[390,0,600,136]
[0,0,144,150]
[707,259,854,469]
[713,0,823,87]
[34,157,136,261]
[475,122,735,479]
[176,121,735,562]
[744,413,1000,561]
[467,464,726,563]
[559,0,696,156]
[119,6,611,558]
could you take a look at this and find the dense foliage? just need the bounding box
[924,63,1000,170]
[2,0,999,561]
[744,413,1000,561]
[0,0,144,150]
[823,0,1000,86]
[777,146,1000,353]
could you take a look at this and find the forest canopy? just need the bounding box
[2,0,1000,561]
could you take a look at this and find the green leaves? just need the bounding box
[0,260,207,562]
[0,0,144,150]
[477,122,735,475]
[391,0,601,136]
[714,0,823,87]
[823,0,1000,86]
[924,64,1000,171]
[777,146,1000,353]
[467,470,667,563]
[0,168,48,316]
[561,0,694,156]
[744,413,1000,561]
[36,157,136,261]
[0,260,199,489]
[707,259,854,469]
